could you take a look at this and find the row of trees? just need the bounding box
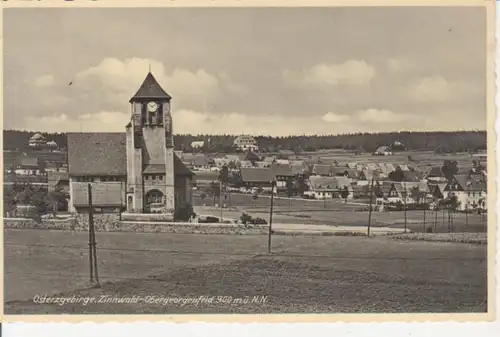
[4,130,486,154]
[4,183,69,219]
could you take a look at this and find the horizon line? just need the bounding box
[2,128,488,138]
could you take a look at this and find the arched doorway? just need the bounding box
[145,189,164,213]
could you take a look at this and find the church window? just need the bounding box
[152,175,157,180]
[147,190,163,204]
[159,175,163,181]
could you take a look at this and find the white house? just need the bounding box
[443,174,487,211]
[233,135,259,152]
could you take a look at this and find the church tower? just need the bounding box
[125,71,175,215]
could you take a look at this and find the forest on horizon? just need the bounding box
[3,129,487,154]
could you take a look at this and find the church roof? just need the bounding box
[129,72,172,102]
[67,132,192,177]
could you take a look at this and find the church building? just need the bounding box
[67,71,194,219]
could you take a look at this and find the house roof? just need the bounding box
[427,166,445,177]
[312,164,332,176]
[72,182,124,207]
[402,171,420,182]
[446,174,487,192]
[129,72,172,102]
[242,150,260,162]
[270,164,294,177]
[375,146,391,153]
[309,176,338,191]
[263,156,276,163]
[68,133,127,176]
[142,157,194,176]
[68,132,192,177]
[335,176,351,188]
[240,167,274,183]
[361,169,380,181]
[19,157,39,168]
[193,171,219,182]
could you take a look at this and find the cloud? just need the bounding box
[285,60,375,87]
[322,112,351,123]
[408,76,453,102]
[357,108,413,124]
[34,74,55,87]
[386,59,416,73]
[75,57,220,98]
[23,111,129,133]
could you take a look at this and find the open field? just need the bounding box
[193,193,488,233]
[5,228,487,314]
[290,150,481,171]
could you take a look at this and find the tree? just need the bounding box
[209,182,220,206]
[388,167,405,182]
[410,186,421,204]
[441,160,459,181]
[340,186,350,203]
[45,185,69,214]
[286,178,294,208]
[296,176,307,196]
[218,165,230,207]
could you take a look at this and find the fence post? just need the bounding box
[87,183,94,283]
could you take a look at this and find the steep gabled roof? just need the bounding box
[68,132,193,177]
[240,167,274,183]
[129,72,172,102]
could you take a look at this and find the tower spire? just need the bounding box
[149,63,151,72]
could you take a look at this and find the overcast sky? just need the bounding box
[3,7,487,136]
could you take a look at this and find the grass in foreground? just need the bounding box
[5,230,487,314]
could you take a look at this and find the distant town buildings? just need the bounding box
[233,135,258,152]
[28,132,59,150]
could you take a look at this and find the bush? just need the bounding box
[252,217,268,225]
[205,216,219,223]
[240,212,252,225]
[174,204,195,222]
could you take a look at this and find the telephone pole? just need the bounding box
[268,180,276,253]
[367,177,375,237]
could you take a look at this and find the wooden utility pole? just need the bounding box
[268,180,276,253]
[219,180,223,221]
[87,184,94,283]
[367,177,375,237]
[402,186,408,233]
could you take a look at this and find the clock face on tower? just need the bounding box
[147,101,158,112]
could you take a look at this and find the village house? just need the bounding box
[305,176,339,199]
[426,166,447,182]
[239,167,275,189]
[270,164,295,190]
[357,169,381,185]
[190,140,205,151]
[443,174,487,211]
[15,157,44,176]
[233,135,259,152]
[311,164,334,176]
[385,182,423,204]
[373,146,393,156]
[67,71,194,217]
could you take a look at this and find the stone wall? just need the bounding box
[120,212,174,222]
[3,215,267,235]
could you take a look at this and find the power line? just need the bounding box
[4,243,484,261]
